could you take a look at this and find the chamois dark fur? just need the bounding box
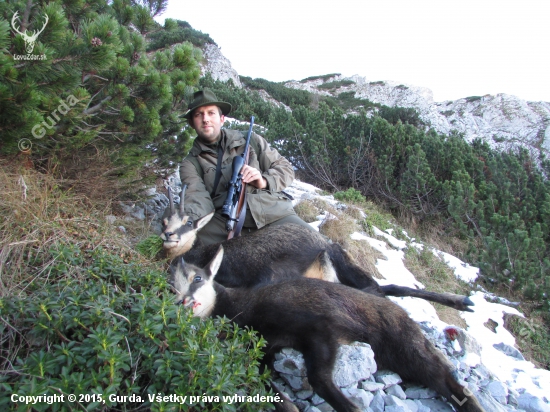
[161,188,475,311]
[170,248,485,412]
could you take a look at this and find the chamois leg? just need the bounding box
[371,324,484,412]
[379,285,475,312]
[269,381,299,412]
[328,244,475,311]
[328,244,384,292]
[303,342,361,412]
[260,351,299,412]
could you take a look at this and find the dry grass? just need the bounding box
[319,211,359,245]
[0,158,137,296]
[316,206,385,280]
[294,199,321,223]
[403,246,471,327]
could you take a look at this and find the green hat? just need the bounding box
[182,88,232,119]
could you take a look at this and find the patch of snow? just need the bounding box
[431,249,479,283]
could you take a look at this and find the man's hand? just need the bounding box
[241,165,267,189]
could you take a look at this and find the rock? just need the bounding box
[384,395,411,408]
[518,393,550,412]
[294,399,310,410]
[296,389,314,400]
[116,225,126,233]
[141,187,156,197]
[444,326,482,357]
[271,380,295,401]
[273,350,307,377]
[332,342,377,388]
[200,44,242,87]
[413,400,432,412]
[473,389,510,412]
[404,399,419,412]
[508,393,519,408]
[370,391,385,412]
[310,394,326,406]
[404,386,438,399]
[313,403,334,412]
[342,387,374,409]
[485,381,509,404]
[105,215,116,224]
[493,342,526,361]
[360,381,385,392]
[386,406,412,412]
[386,385,407,400]
[416,398,454,412]
[374,370,402,389]
[305,405,322,412]
[279,373,311,392]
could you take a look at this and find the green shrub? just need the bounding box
[136,235,164,259]
[334,188,366,204]
[317,80,355,90]
[0,247,272,411]
[299,74,341,83]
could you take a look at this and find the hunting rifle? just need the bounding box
[221,116,255,239]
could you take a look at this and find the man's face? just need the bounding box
[190,105,225,144]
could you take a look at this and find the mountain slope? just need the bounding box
[200,46,550,157]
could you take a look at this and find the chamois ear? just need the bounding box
[195,212,214,230]
[206,246,224,280]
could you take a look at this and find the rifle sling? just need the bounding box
[210,144,224,198]
[186,132,260,198]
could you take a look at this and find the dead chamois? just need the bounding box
[161,186,475,312]
[169,247,485,412]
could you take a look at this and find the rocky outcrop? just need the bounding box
[200,43,242,87]
[285,74,550,157]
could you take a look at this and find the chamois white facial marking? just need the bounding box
[162,212,215,258]
[185,246,223,319]
[184,275,217,319]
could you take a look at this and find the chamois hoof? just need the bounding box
[461,296,475,312]
[447,294,475,311]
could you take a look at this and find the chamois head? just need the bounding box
[169,246,224,319]
[160,185,213,259]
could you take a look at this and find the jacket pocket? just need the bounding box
[247,190,296,229]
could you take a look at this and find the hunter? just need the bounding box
[179,88,313,245]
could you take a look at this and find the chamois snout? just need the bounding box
[168,256,192,305]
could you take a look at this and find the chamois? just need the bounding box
[170,248,485,412]
[161,186,475,311]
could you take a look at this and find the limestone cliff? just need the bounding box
[286,74,550,156]
[200,50,550,156]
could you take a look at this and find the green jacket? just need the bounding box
[179,129,296,229]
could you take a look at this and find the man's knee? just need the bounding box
[197,213,229,246]
[267,214,317,232]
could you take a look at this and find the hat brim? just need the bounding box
[181,102,232,119]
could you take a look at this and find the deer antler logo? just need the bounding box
[11,11,49,54]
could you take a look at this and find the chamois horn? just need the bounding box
[167,186,175,215]
[179,184,187,214]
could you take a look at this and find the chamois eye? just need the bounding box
[193,275,202,283]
